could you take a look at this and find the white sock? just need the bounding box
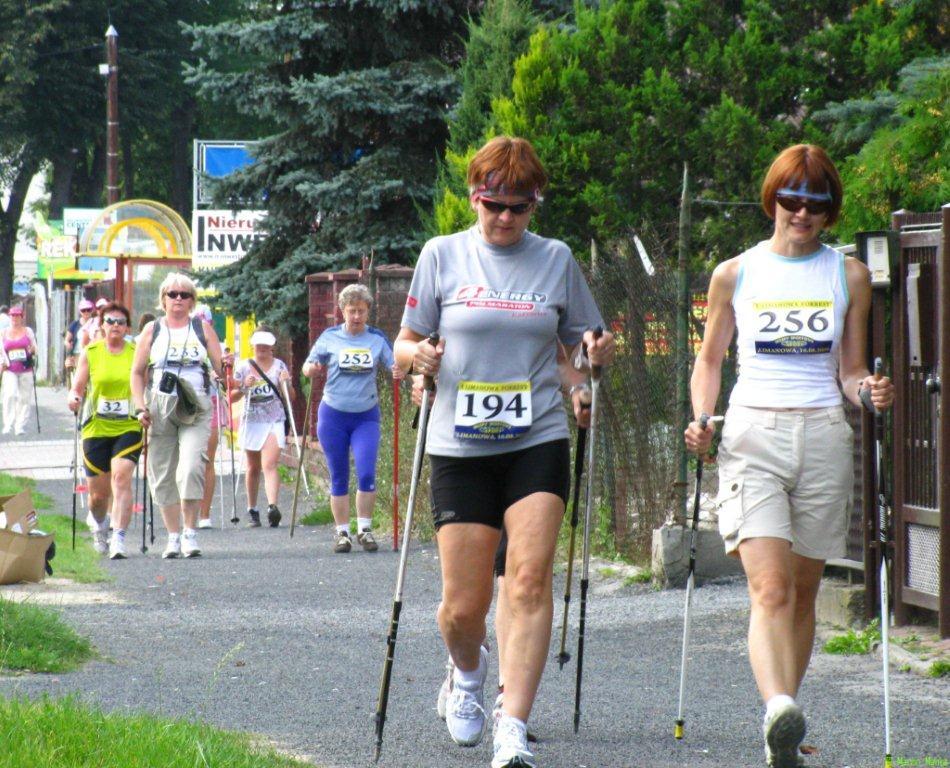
[183,527,197,537]
[453,654,486,688]
[765,694,796,718]
[114,529,125,538]
[336,524,349,536]
[168,532,181,542]
[357,517,372,532]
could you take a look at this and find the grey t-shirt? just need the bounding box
[402,226,603,457]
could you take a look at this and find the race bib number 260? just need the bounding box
[454,381,532,441]
[753,300,834,355]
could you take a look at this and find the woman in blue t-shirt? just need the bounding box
[303,284,403,553]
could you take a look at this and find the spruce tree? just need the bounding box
[185,1,471,334]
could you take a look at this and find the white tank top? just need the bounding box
[149,320,210,394]
[729,241,849,408]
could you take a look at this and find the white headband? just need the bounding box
[249,331,276,347]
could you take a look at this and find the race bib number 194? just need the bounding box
[753,300,834,355]
[455,381,532,441]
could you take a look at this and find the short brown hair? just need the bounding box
[761,144,843,225]
[99,302,131,327]
[467,136,548,197]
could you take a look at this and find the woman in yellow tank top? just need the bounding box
[67,302,142,560]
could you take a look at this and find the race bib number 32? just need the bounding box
[455,381,532,441]
[753,300,834,355]
[97,398,130,419]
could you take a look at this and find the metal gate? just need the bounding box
[866,207,949,637]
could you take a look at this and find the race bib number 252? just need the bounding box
[454,381,532,441]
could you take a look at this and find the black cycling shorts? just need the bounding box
[429,439,570,532]
[83,431,143,476]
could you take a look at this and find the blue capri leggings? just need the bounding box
[317,401,381,496]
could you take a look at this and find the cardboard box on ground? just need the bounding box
[0,490,55,585]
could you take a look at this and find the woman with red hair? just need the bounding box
[395,136,614,768]
[685,144,894,767]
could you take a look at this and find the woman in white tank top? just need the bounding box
[684,145,894,767]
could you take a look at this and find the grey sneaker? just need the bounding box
[437,657,455,720]
[763,701,806,768]
[334,530,352,553]
[92,529,109,555]
[357,528,378,552]
[247,509,261,528]
[445,645,489,747]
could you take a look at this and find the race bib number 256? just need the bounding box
[753,300,834,355]
[454,381,532,441]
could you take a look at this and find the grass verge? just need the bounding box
[0,696,313,767]
[929,660,950,678]
[0,599,94,673]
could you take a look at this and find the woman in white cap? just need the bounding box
[231,325,293,527]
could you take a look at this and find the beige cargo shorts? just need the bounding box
[716,405,854,561]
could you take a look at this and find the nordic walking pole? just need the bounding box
[557,424,587,669]
[675,412,724,740]
[862,358,893,768]
[289,378,317,538]
[281,379,310,496]
[71,408,81,550]
[32,367,40,433]
[574,325,602,734]
[374,332,439,762]
[217,400,226,529]
[223,367,239,524]
[140,427,149,553]
[392,376,400,551]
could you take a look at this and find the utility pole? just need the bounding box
[676,163,691,522]
[104,25,123,303]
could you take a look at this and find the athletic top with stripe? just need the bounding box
[307,325,395,413]
[730,241,849,408]
[402,226,603,457]
[148,319,210,395]
[82,339,142,439]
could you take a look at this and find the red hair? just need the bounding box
[761,144,843,224]
[467,136,548,197]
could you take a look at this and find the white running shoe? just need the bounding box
[491,715,536,768]
[198,518,213,529]
[445,645,489,747]
[108,531,127,560]
[181,530,201,558]
[437,657,455,720]
[162,535,181,559]
[92,529,109,555]
[763,700,806,768]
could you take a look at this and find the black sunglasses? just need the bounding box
[103,317,126,326]
[479,198,534,215]
[775,193,832,216]
[165,290,194,300]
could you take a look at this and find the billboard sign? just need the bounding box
[193,140,258,208]
[191,210,267,271]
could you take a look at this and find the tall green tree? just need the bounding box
[185,1,472,334]
[431,0,543,238]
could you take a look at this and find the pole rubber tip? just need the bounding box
[674,720,684,740]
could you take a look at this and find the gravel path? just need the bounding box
[1,388,947,767]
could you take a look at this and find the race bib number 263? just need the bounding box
[753,300,834,355]
[454,381,532,441]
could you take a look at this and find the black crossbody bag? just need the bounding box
[247,359,291,436]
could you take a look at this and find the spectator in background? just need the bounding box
[0,305,11,333]
[0,306,38,435]
[65,299,95,381]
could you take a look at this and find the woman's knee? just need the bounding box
[749,571,794,613]
[439,593,491,630]
[505,562,553,614]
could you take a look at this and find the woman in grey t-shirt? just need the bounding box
[395,136,614,768]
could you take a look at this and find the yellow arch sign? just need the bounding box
[79,199,192,258]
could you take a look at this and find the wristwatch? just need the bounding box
[134,407,147,417]
[568,383,591,397]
